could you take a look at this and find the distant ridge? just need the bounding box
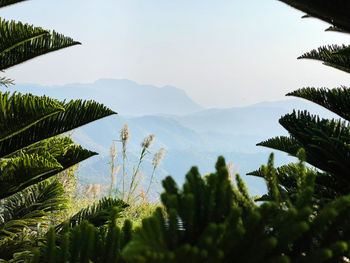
[13,79,204,116]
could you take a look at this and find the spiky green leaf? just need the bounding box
[0,31,81,70]
[287,87,350,122]
[0,18,48,55]
[56,197,128,232]
[0,99,115,157]
[10,145,98,198]
[277,111,350,184]
[298,45,350,74]
[257,136,302,156]
[278,0,350,33]
[0,0,27,8]
[0,92,64,143]
[0,180,66,240]
[0,153,62,199]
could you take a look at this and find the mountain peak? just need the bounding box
[14,78,204,116]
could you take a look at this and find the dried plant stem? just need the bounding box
[109,142,117,196]
[122,141,127,200]
[145,166,156,197]
[127,148,146,202]
[120,124,130,200]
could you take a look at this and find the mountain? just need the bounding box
[13,79,337,197]
[13,79,203,116]
[70,105,300,197]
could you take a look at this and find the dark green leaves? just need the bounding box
[0,31,81,70]
[0,180,66,239]
[56,197,128,232]
[0,92,64,142]
[0,18,47,55]
[0,96,116,157]
[278,0,350,33]
[257,136,302,156]
[298,45,350,74]
[0,0,28,8]
[287,87,350,122]
[0,153,62,199]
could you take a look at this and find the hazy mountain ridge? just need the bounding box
[13,79,338,196]
[14,79,204,116]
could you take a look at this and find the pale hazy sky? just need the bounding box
[2,0,350,108]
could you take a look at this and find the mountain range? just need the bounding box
[13,79,338,196]
[14,79,203,116]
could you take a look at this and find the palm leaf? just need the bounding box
[0,0,27,8]
[0,99,115,157]
[287,87,350,122]
[298,45,350,74]
[0,18,48,55]
[0,180,66,240]
[56,197,128,232]
[0,31,81,70]
[0,92,64,143]
[0,152,62,199]
[278,0,350,33]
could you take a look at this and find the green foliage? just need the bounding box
[7,0,350,262]
[0,1,117,261]
[254,0,350,201]
[0,92,64,142]
[0,18,47,56]
[277,0,350,33]
[298,45,350,73]
[0,180,67,260]
[0,0,28,8]
[0,99,115,158]
[28,155,350,262]
[287,87,350,121]
[32,208,132,263]
[0,180,66,239]
[56,198,128,232]
[0,31,80,71]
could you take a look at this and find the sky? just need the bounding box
[2,0,350,108]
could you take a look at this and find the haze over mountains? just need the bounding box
[14,79,338,196]
[15,79,203,116]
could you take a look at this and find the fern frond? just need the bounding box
[0,180,66,239]
[0,0,27,8]
[0,153,62,199]
[0,92,64,143]
[257,136,302,156]
[298,45,350,73]
[325,26,347,33]
[287,87,350,121]
[0,31,81,70]
[0,76,14,88]
[56,197,128,232]
[19,136,75,158]
[0,99,115,157]
[278,0,350,33]
[13,145,97,197]
[0,18,48,55]
[279,111,350,180]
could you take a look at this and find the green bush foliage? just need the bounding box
[251,0,350,204]
[30,153,350,262]
[0,0,122,260]
[5,0,350,262]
